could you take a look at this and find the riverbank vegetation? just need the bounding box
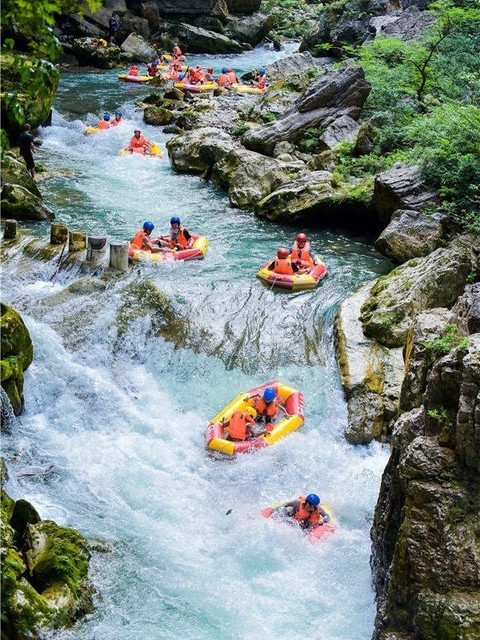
[332,0,480,229]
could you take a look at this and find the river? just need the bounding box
[2,44,392,639]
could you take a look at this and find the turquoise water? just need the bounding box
[2,45,392,640]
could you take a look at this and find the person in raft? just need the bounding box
[273,494,330,530]
[217,67,231,87]
[252,67,267,90]
[172,43,185,60]
[158,216,194,250]
[266,248,302,276]
[247,387,278,430]
[147,60,159,77]
[96,113,111,130]
[130,221,168,253]
[126,129,152,152]
[290,232,317,269]
[127,65,139,76]
[224,407,257,441]
[111,110,122,126]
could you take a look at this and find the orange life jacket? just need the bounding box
[273,258,294,275]
[131,230,150,250]
[128,67,139,76]
[291,241,314,267]
[169,226,190,249]
[217,73,230,87]
[256,74,266,89]
[254,397,278,418]
[227,71,238,84]
[293,496,321,526]
[194,69,205,83]
[227,411,255,441]
[111,118,121,127]
[173,46,182,58]
[97,120,110,130]
[130,135,148,149]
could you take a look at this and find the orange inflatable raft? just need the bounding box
[206,381,304,456]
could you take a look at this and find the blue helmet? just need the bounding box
[222,67,228,74]
[178,73,185,80]
[170,216,181,224]
[259,68,266,75]
[115,110,122,117]
[103,113,111,121]
[143,221,154,232]
[263,387,276,403]
[152,60,158,66]
[306,494,320,507]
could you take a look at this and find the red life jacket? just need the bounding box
[291,241,313,267]
[169,226,190,249]
[227,411,255,441]
[217,73,230,87]
[131,230,150,250]
[147,63,157,77]
[273,258,294,275]
[130,135,148,149]
[97,120,110,130]
[128,67,139,76]
[293,496,321,526]
[254,397,278,418]
[111,117,121,127]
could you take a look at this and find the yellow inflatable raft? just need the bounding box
[257,256,328,291]
[206,381,304,456]
[118,143,163,158]
[128,234,209,263]
[118,74,152,83]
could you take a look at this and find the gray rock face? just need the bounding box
[255,170,334,221]
[336,283,405,444]
[120,32,156,60]
[225,12,274,45]
[454,282,480,336]
[319,114,360,149]
[370,6,436,41]
[400,308,457,413]
[170,22,244,53]
[374,209,447,264]
[361,242,475,348]
[243,52,321,88]
[242,66,371,156]
[372,334,480,640]
[166,127,235,173]
[212,147,290,208]
[225,0,261,12]
[373,163,437,224]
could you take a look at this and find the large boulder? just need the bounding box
[370,6,436,41]
[1,304,34,415]
[361,241,476,348]
[242,52,322,91]
[167,127,235,172]
[69,38,125,68]
[167,22,244,53]
[374,209,448,264]
[212,147,290,209]
[1,184,54,221]
[373,163,437,224]
[116,15,150,42]
[225,12,275,46]
[1,155,41,198]
[336,283,405,444]
[242,66,371,156]
[120,32,156,60]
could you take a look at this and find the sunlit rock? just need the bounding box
[0,304,33,416]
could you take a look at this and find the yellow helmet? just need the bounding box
[245,406,257,418]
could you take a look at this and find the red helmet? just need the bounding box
[296,233,307,244]
[277,248,290,259]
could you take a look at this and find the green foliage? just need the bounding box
[1,0,100,60]
[262,0,321,38]
[232,122,251,137]
[427,407,448,421]
[422,323,469,355]
[259,111,277,123]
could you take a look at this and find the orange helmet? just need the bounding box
[277,248,290,259]
[296,233,307,244]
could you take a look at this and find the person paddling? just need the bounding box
[273,494,330,530]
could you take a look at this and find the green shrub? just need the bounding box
[422,323,469,355]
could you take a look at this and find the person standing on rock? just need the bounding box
[18,124,36,179]
[108,14,118,44]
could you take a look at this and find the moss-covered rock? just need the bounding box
[1,304,33,415]
[144,105,174,126]
[1,154,41,198]
[1,183,55,221]
[1,488,94,638]
[361,242,475,348]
